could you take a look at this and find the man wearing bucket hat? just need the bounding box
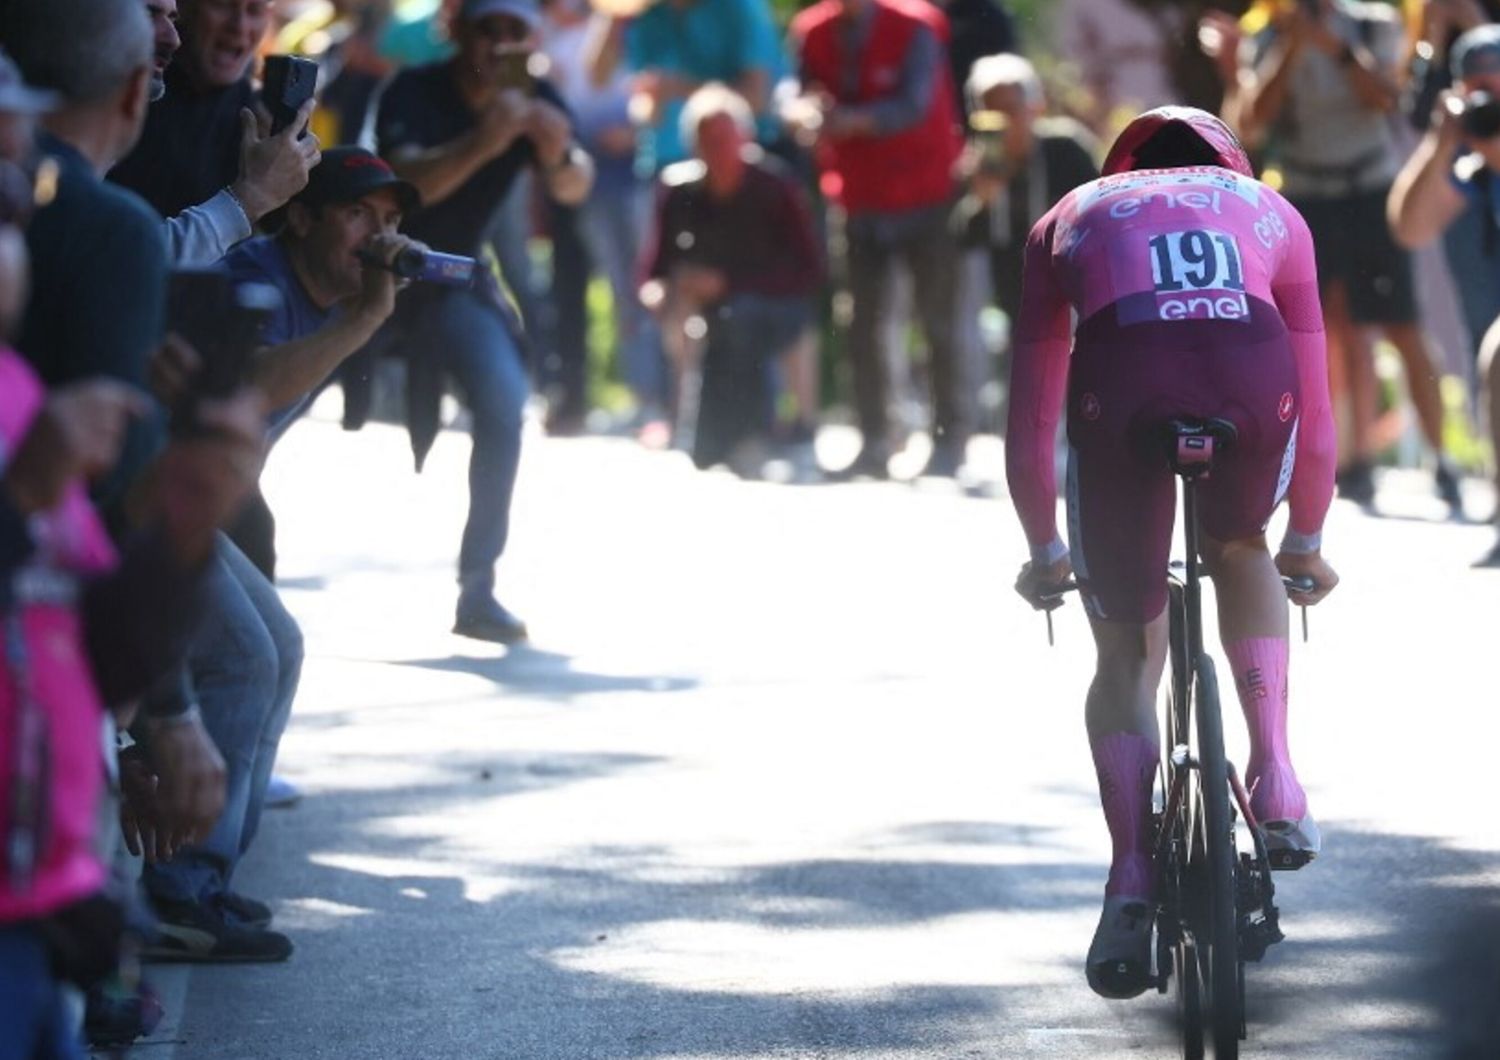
[1391,22,1500,565]
[359,0,593,643]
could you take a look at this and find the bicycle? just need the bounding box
[1031,417,1316,1059]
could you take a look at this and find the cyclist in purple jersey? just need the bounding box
[1007,107,1340,999]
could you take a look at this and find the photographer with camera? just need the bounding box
[358,0,593,644]
[1240,0,1464,514]
[223,146,427,422]
[952,53,1096,422]
[1390,23,1500,564]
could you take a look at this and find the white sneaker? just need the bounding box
[1086,895,1155,999]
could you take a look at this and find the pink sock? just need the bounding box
[1224,637,1306,822]
[1090,731,1157,899]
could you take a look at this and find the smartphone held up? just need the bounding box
[262,55,318,137]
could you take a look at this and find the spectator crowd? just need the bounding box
[5,0,1500,1054]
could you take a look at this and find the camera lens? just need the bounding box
[1461,91,1500,139]
[390,247,427,279]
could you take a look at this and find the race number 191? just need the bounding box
[1149,230,1244,293]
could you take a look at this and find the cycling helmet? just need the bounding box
[1100,106,1254,179]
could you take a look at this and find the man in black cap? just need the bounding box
[224,145,427,428]
[361,0,593,643]
[136,148,425,965]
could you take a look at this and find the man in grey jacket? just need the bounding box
[124,0,320,266]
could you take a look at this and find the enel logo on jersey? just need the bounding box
[1158,293,1250,320]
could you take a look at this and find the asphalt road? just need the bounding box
[132,407,1500,1060]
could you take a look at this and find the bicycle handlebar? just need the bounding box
[1030,575,1323,644]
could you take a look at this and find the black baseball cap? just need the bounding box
[1454,25,1500,82]
[295,146,421,214]
[457,0,541,28]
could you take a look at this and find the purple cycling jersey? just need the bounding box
[1007,165,1335,562]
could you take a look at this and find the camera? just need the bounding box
[1458,90,1500,140]
[969,109,1012,179]
[492,48,537,94]
[166,271,282,431]
[357,247,480,288]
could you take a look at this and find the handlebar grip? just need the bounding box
[1031,579,1078,612]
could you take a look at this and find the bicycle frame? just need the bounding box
[1155,419,1287,1058]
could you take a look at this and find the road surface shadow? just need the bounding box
[392,646,698,701]
[174,771,1500,1060]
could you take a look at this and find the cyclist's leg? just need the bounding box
[1069,438,1172,997]
[1201,534,1316,850]
[1085,612,1168,899]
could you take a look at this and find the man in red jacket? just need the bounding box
[788,0,965,478]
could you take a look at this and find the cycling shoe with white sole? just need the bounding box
[1086,895,1155,999]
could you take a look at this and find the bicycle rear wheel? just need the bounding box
[1175,936,1206,1059]
[1162,586,1204,1059]
[1194,654,1241,1059]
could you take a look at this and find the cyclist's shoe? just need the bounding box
[1086,895,1155,999]
[1250,761,1320,869]
[1261,812,1321,870]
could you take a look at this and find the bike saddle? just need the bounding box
[1161,417,1238,478]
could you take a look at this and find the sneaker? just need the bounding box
[827,444,891,482]
[218,891,273,929]
[1435,461,1464,517]
[264,774,301,809]
[918,440,965,479]
[1086,895,1155,999]
[454,591,529,644]
[85,975,164,1049]
[1335,461,1375,505]
[1473,537,1500,568]
[143,898,293,963]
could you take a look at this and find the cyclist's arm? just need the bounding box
[1005,213,1073,564]
[1270,207,1335,553]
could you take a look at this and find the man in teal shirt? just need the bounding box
[587,0,784,171]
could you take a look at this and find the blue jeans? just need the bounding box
[143,537,303,907]
[411,289,530,587]
[487,171,544,348]
[578,182,667,410]
[1443,196,1500,364]
[0,924,83,1060]
[693,295,812,469]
